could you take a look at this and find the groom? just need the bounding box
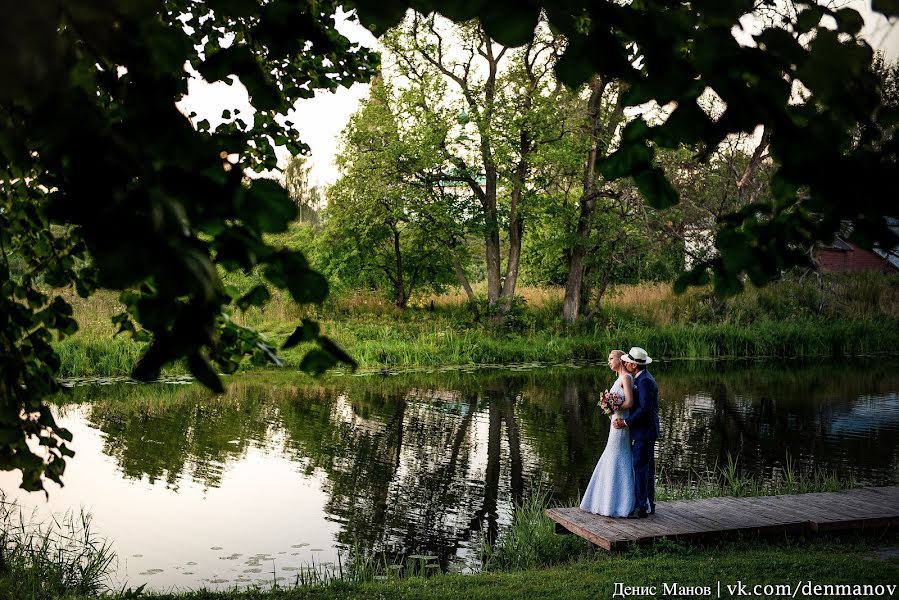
[613,347,659,519]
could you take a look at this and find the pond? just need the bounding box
[2,358,898,592]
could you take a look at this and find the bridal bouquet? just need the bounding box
[598,390,624,418]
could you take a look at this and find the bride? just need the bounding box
[579,349,637,517]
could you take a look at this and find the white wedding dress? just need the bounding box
[579,374,636,517]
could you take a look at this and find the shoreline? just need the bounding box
[53,317,899,379]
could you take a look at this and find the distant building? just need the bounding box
[813,236,897,273]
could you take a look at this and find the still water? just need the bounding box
[2,359,898,591]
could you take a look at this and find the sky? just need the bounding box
[177,3,899,190]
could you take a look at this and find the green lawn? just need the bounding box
[135,536,899,600]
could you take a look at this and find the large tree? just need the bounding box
[354,0,898,295]
[382,14,568,322]
[319,76,459,307]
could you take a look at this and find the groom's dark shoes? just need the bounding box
[626,508,647,519]
[648,503,656,515]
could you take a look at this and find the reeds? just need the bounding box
[0,494,117,599]
[477,489,593,572]
[48,273,899,378]
[479,456,855,573]
[655,453,853,501]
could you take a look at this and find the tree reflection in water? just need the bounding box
[66,358,899,565]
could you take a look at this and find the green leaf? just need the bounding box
[716,228,753,273]
[187,352,225,394]
[132,341,170,382]
[284,269,329,304]
[712,270,745,296]
[318,336,358,370]
[633,167,679,209]
[674,266,711,293]
[236,284,271,311]
[796,6,824,33]
[348,0,408,36]
[756,28,804,66]
[555,39,597,89]
[599,141,652,180]
[242,178,296,233]
[286,141,308,156]
[207,0,257,18]
[299,348,337,376]
[834,8,865,35]
[481,6,540,48]
[653,102,711,147]
[283,318,320,349]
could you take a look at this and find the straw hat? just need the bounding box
[621,347,653,365]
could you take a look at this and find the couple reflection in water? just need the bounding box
[580,347,660,519]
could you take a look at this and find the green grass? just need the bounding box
[53,316,899,378]
[51,273,899,378]
[68,536,899,600]
[0,494,117,600]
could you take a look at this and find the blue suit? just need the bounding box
[625,369,659,512]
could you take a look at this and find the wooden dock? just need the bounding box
[546,486,899,550]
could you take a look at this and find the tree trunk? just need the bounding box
[498,131,530,320]
[392,228,406,309]
[484,170,501,317]
[500,214,523,304]
[736,124,771,204]
[585,268,611,319]
[562,202,594,323]
[562,79,626,324]
[450,247,480,322]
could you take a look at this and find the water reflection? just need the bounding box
[1,359,897,591]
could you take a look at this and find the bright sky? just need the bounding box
[177,3,898,190]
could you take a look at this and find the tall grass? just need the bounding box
[49,274,899,378]
[0,495,117,599]
[477,490,594,572]
[52,316,899,378]
[480,457,856,573]
[655,453,853,501]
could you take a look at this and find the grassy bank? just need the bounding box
[7,466,894,600]
[129,537,899,600]
[52,274,899,378]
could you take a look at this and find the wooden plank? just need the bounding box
[817,494,897,518]
[664,500,750,529]
[811,515,899,533]
[737,496,816,524]
[864,487,899,503]
[690,497,807,537]
[644,510,719,535]
[838,489,899,514]
[547,487,899,551]
[656,503,731,533]
[562,510,641,542]
[546,509,614,550]
[687,497,775,527]
[771,493,863,522]
[555,509,638,545]
[716,496,798,521]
